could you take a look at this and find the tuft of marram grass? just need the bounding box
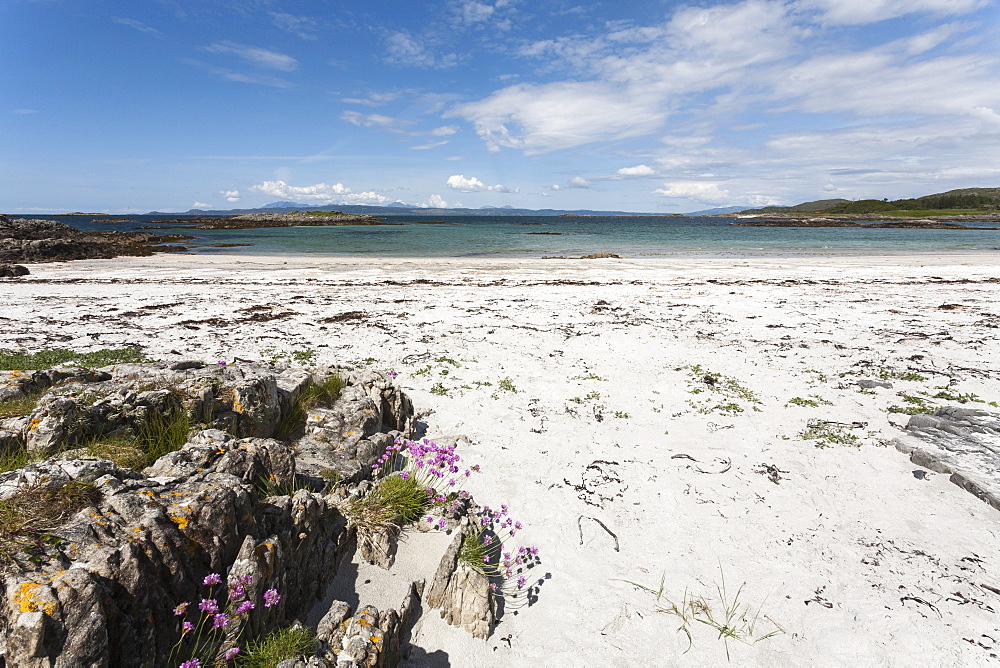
[275,375,344,441]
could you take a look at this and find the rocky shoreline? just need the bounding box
[0,216,191,264]
[0,361,510,666]
[731,212,1000,229]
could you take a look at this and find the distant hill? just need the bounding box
[740,199,849,214]
[741,188,1000,215]
[687,206,749,216]
[165,203,669,217]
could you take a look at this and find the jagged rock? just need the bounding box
[892,406,1000,510]
[425,519,495,638]
[580,252,621,259]
[0,264,29,278]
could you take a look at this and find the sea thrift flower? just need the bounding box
[400,472,410,480]
[224,647,241,660]
[437,519,446,529]
[202,573,221,586]
[182,621,194,633]
[212,613,229,629]
[236,600,255,614]
[518,576,527,589]
[198,599,219,614]
[180,660,200,668]
[263,589,281,607]
[173,602,189,616]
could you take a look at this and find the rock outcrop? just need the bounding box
[0,216,192,264]
[0,361,494,666]
[892,406,1000,510]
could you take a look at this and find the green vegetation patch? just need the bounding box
[679,365,762,416]
[275,374,344,440]
[0,479,100,566]
[240,625,317,668]
[0,347,146,371]
[0,390,44,419]
[797,419,861,448]
[86,409,192,470]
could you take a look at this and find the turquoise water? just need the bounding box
[45,214,1000,258]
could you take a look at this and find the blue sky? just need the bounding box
[3,0,999,213]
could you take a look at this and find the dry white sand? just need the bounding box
[4,252,1000,666]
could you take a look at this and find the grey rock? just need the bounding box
[0,264,29,277]
[857,379,892,389]
[892,406,1000,510]
[425,519,495,639]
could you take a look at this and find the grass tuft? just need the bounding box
[0,479,100,566]
[339,473,430,553]
[275,375,344,441]
[86,410,191,470]
[239,625,316,668]
[0,389,45,419]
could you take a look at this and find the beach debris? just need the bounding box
[754,463,788,484]
[564,460,627,507]
[805,586,834,608]
[578,515,620,552]
[901,595,942,618]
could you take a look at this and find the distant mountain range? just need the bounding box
[740,187,1000,215]
[150,201,745,217]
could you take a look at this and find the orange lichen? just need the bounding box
[15,582,56,615]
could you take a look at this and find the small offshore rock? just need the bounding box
[0,264,29,277]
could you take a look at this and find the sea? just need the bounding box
[33,214,1000,259]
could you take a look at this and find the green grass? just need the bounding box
[0,390,44,419]
[430,382,449,396]
[617,569,781,659]
[0,479,100,566]
[339,473,430,552]
[679,365,762,416]
[239,626,317,668]
[274,375,344,440]
[571,372,607,381]
[0,347,146,371]
[86,410,191,470]
[0,447,32,475]
[787,397,819,408]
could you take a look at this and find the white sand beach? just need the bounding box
[4,252,1000,666]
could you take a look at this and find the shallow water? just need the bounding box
[37,214,1000,258]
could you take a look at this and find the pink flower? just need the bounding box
[263,589,281,607]
[400,472,410,480]
[198,599,219,614]
[236,600,255,613]
[437,519,446,529]
[180,660,200,668]
[224,647,241,660]
[517,576,527,589]
[182,621,194,633]
[202,573,221,586]
[173,602,189,616]
[212,613,229,629]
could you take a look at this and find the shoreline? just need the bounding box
[4,253,1000,665]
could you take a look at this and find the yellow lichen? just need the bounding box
[169,514,189,529]
[15,582,56,615]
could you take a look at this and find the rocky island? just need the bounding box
[140,211,385,230]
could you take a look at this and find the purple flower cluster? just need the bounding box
[470,505,541,597]
[169,573,282,667]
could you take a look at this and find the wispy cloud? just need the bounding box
[184,59,293,88]
[411,140,450,150]
[383,31,458,68]
[113,17,162,36]
[204,41,298,71]
[269,12,319,39]
[339,91,404,106]
[340,111,409,129]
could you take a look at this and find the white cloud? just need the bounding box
[269,12,319,39]
[424,194,449,208]
[411,140,450,150]
[204,42,298,71]
[113,17,162,36]
[654,182,732,204]
[247,180,394,205]
[340,111,403,128]
[799,0,987,25]
[568,177,591,188]
[457,1,495,24]
[430,125,459,136]
[616,164,657,177]
[446,175,517,192]
[192,201,210,209]
[184,59,293,88]
[384,31,458,68]
[448,81,667,153]
[339,91,403,106]
[219,190,241,203]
